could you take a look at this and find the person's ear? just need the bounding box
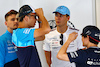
[5,21,7,26]
[24,15,28,22]
[67,16,70,21]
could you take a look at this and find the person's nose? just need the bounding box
[56,16,61,20]
[15,19,18,23]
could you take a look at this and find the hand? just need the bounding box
[35,8,44,18]
[67,32,78,42]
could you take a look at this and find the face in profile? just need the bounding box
[27,13,37,28]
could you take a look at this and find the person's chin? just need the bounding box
[13,28,17,30]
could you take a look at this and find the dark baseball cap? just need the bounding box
[81,25,100,42]
[19,5,35,17]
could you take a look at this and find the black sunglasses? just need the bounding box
[60,34,63,45]
[27,15,37,19]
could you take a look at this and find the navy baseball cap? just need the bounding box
[53,6,70,16]
[81,25,100,42]
[19,5,35,17]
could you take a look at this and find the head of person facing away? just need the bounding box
[53,6,70,27]
[18,5,37,28]
[81,25,100,48]
[5,10,18,33]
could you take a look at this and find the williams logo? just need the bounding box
[87,61,100,65]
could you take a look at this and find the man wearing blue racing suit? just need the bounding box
[0,10,20,67]
[12,5,51,67]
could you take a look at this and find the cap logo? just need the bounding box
[23,10,32,14]
[59,6,63,9]
[86,30,91,35]
[27,10,32,13]
[95,33,100,39]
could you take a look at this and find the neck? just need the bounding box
[7,28,13,34]
[57,25,68,34]
[18,21,27,28]
[87,42,97,48]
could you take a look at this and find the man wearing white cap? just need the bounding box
[12,5,51,67]
[43,5,84,67]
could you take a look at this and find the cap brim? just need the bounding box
[31,11,36,14]
[53,11,65,15]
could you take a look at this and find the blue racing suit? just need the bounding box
[0,30,20,67]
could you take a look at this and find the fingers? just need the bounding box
[35,8,42,12]
[73,32,78,37]
[69,32,78,37]
[35,8,44,16]
[68,32,78,42]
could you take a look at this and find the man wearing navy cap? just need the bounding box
[12,5,51,67]
[57,25,100,67]
[43,6,84,67]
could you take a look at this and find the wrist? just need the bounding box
[66,40,72,45]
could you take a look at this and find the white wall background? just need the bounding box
[0,0,19,35]
[0,0,99,67]
[96,0,100,29]
[96,0,100,47]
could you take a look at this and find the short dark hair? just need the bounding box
[18,15,25,22]
[82,34,99,44]
[5,10,18,21]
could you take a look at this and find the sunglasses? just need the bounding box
[27,15,37,19]
[60,34,63,45]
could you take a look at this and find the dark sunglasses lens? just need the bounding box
[60,34,63,39]
[60,34,63,45]
[60,40,63,45]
